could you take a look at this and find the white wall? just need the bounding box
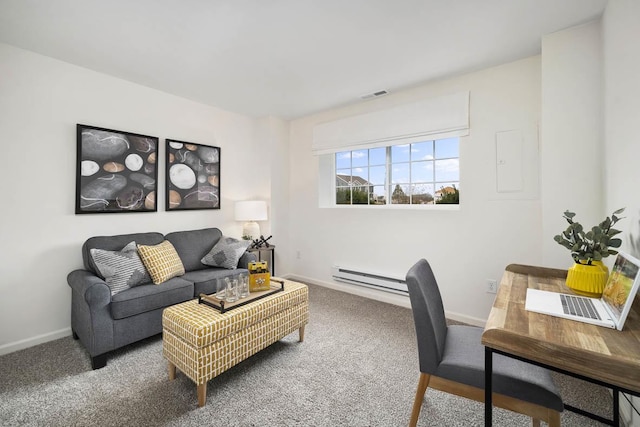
[288,57,543,324]
[540,21,603,269]
[0,43,265,353]
[256,116,291,274]
[603,0,640,253]
[603,1,640,425]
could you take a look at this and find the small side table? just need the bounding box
[247,245,275,275]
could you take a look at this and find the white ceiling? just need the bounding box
[0,0,607,119]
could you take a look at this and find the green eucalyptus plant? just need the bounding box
[553,208,625,265]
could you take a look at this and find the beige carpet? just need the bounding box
[0,284,614,426]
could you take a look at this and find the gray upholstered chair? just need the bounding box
[406,259,564,427]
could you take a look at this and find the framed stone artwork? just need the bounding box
[165,139,220,211]
[75,124,158,214]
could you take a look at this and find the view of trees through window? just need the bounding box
[335,138,459,205]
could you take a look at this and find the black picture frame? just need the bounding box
[165,139,220,211]
[75,124,159,214]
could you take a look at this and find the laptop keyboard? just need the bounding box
[560,294,601,320]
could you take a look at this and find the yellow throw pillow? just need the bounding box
[137,240,185,284]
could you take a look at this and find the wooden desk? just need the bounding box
[481,264,640,426]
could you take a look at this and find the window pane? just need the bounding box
[352,187,369,204]
[410,183,435,205]
[435,137,459,159]
[336,151,351,169]
[391,144,410,163]
[391,163,410,184]
[435,183,459,204]
[411,141,433,161]
[352,167,368,182]
[435,159,459,182]
[351,149,368,167]
[336,169,352,187]
[336,187,351,204]
[371,185,386,205]
[411,161,433,183]
[391,184,410,204]
[369,147,386,166]
[369,165,386,185]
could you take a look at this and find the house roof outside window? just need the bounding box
[336,174,372,187]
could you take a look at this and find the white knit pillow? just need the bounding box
[90,241,151,295]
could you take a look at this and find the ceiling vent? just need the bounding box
[360,90,389,100]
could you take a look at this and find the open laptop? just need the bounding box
[525,251,640,330]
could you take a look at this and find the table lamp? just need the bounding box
[235,200,267,240]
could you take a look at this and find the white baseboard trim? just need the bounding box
[284,274,487,327]
[0,327,72,356]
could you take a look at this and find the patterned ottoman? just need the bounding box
[162,279,309,407]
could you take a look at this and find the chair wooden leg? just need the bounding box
[531,419,541,427]
[409,373,430,427]
[547,410,561,427]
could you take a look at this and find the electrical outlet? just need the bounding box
[487,279,497,294]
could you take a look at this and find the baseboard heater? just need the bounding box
[331,266,408,295]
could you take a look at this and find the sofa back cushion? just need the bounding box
[165,227,222,272]
[82,232,164,274]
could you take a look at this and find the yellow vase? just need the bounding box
[566,261,608,297]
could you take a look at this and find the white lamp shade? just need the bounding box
[234,201,268,221]
[235,201,267,239]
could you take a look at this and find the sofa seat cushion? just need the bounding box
[111,277,194,320]
[182,268,249,296]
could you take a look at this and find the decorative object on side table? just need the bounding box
[75,124,159,213]
[248,261,271,291]
[235,200,268,240]
[251,235,272,249]
[554,207,625,297]
[165,139,220,210]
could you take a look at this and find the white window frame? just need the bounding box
[330,138,460,208]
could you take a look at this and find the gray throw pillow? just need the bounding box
[90,241,151,295]
[201,236,251,269]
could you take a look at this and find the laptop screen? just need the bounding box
[601,252,640,327]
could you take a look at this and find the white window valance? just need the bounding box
[312,91,469,155]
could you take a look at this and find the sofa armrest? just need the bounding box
[67,269,111,306]
[67,269,115,357]
[238,251,257,269]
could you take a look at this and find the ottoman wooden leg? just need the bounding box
[168,361,176,380]
[299,325,305,342]
[197,383,207,407]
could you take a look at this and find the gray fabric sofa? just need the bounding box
[67,227,255,369]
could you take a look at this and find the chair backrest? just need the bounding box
[406,259,448,374]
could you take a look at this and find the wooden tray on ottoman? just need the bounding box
[198,279,284,313]
[162,278,309,407]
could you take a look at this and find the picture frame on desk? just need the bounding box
[603,251,640,319]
